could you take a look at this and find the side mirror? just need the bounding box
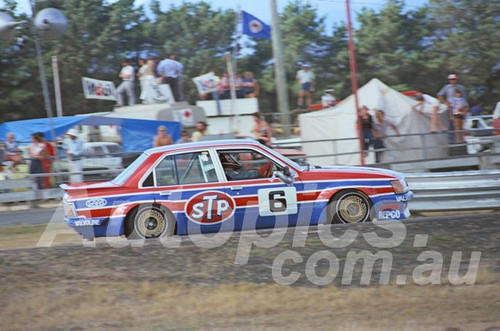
[273,166,294,186]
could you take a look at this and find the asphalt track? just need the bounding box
[0,204,498,230]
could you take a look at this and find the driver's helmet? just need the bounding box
[220,153,242,169]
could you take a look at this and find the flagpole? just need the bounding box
[270,0,291,136]
[345,0,365,166]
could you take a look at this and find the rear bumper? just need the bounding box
[65,216,125,238]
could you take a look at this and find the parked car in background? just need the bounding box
[83,142,123,170]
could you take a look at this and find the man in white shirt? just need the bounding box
[321,88,336,108]
[63,129,84,183]
[115,59,136,106]
[296,63,315,109]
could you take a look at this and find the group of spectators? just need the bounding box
[115,53,184,107]
[358,73,482,163]
[152,113,271,149]
[0,130,84,187]
[412,73,482,143]
[199,71,259,101]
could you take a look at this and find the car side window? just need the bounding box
[149,151,218,187]
[218,149,280,181]
[176,151,217,184]
[155,156,177,186]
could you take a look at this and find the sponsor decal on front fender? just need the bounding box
[374,200,407,220]
[185,191,236,224]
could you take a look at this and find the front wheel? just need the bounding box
[329,190,372,224]
[126,205,175,239]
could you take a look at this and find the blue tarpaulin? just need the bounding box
[0,115,181,152]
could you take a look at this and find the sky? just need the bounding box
[3,0,430,34]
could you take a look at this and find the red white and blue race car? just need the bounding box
[61,139,413,239]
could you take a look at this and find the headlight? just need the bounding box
[390,179,407,194]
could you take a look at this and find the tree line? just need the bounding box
[0,0,498,124]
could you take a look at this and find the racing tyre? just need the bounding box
[329,190,372,224]
[126,205,175,239]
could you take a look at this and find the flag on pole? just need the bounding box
[241,10,271,40]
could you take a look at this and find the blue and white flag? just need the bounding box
[241,11,271,40]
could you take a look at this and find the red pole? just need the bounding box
[345,0,365,166]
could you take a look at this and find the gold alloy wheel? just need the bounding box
[335,191,370,223]
[134,208,168,238]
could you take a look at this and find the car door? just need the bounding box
[145,150,234,235]
[215,147,304,232]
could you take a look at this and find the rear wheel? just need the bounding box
[329,190,372,224]
[126,205,175,239]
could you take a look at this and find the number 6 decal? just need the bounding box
[258,187,298,216]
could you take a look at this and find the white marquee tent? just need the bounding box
[299,78,449,166]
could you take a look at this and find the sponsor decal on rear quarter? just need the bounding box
[85,198,108,208]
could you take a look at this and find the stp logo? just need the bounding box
[185,191,235,224]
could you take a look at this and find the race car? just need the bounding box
[61,139,413,239]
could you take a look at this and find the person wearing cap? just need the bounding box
[321,88,336,108]
[115,58,136,107]
[437,74,467,133]
[296,63,315,109]
[63,129,84,183]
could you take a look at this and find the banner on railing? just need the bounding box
[82,77,116,100]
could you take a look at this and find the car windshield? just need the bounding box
[112,153,148,185]
[264,146,306,171]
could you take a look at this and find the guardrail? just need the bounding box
[0,169,121,206]
[405,170,500,212]
[1,168,499,213]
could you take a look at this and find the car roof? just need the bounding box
[145,139,263,155]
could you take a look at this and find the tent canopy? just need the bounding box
[299,78,449,166]
[0,115,181,152]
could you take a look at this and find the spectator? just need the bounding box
[218,72,231,99]
[175,130,192,144]
[138,57,155,104]
[241,71,259,98]
[28,132,47,189]
[449,89,469,143]
[372,110,400,163]
[252,112,273,147]
[359,106,373,158]
[115,58,136,107]
[170,55,184,101]
[157,54,180,101]
[233,73,244,99]
[153,125,173,147]
[36,132,56,189]
[470,101,485,116]
[412,89,447,132]
[0,161,13,181]
[191,121,209,142]
[437,74,467,131]
[63,129,84,183]
[321,88,336,108]
[3,132,22,171]
[296,63,315,109]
